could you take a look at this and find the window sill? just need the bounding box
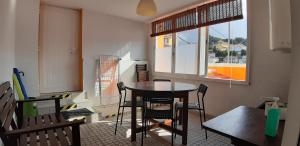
[152,72,250,86]
[200,76,250,86]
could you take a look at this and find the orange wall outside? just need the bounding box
[208,66,247,81]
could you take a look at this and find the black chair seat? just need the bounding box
[121,100,144,107]
[145,109,173,119]
[175,102,203,110]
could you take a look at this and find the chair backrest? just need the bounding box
[137,71,149,82]
[197,84,208,99]
[117,82,128,102]
[153,79,171,82]
[136,64,147,72]
[0,82,18,142]
[117,82,125,94]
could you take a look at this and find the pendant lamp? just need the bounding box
[136,0,157,16]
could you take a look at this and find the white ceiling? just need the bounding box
[41,0,205,23]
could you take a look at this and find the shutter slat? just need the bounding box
[151,8,197,37]
[151,0,243,37]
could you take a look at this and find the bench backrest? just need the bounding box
[0,82,17,138]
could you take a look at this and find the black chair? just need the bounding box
[175,84,208,139]
[141,91,175,146]
[114,82,143,135]
[151,79,172,105]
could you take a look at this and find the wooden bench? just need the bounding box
[0,81,85,146]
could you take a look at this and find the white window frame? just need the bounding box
[153,0,251,85]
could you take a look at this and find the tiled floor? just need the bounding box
[80,111,234,146]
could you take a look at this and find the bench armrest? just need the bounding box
[16,96,63,126]
[16,96,62,103]
[4,119,85,136]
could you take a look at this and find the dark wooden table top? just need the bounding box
[125,81,198,92]
[203,106,285,146]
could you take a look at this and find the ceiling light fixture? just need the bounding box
[136,0,157,16]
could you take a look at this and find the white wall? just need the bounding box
[0,0,17,85]
[148,0,293,116]
[15,0,40,97]
[282,0,300,145]
[6,2,148,102]
[82,10,148,105]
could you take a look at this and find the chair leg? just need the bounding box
[120,106,125,125]
[114,106,121,135]
[203,107,208,140]
[202,108,208,140]
[141,122,144,146]
[141,108,145,146]
[205,129,208,140]
[203,109,207,122]
[171,119,174,146]
[174,109,178,138]
[144,117,147,138]
[199,109,203,127]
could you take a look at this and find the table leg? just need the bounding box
[182,91,189,145]
[179,98,183,125]
[131,91,137,142]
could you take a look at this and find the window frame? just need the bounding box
[153,0,251,85]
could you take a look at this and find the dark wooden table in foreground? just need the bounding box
[203,106,285,146]
[125,81,198,145]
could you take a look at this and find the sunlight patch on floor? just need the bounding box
[126,129,131,138]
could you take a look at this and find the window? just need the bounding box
[154,0,248,82]
[206,0,248,81]
[175,29,198,74]
[155,34,172,73]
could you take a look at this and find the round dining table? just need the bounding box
[125,81,198,145]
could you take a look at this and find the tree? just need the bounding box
[230,51,238,56]
[215,50,228,58]
[241,49,247,56]
[208,35,221,45]
[234,37,245,44]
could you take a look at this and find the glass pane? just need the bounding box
[229,0,248,81]
[207,0,247,81]
[207,22,230,80]
[155,34,172,73]
[175,29,198,74]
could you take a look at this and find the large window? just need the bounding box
[154,0,248,82]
